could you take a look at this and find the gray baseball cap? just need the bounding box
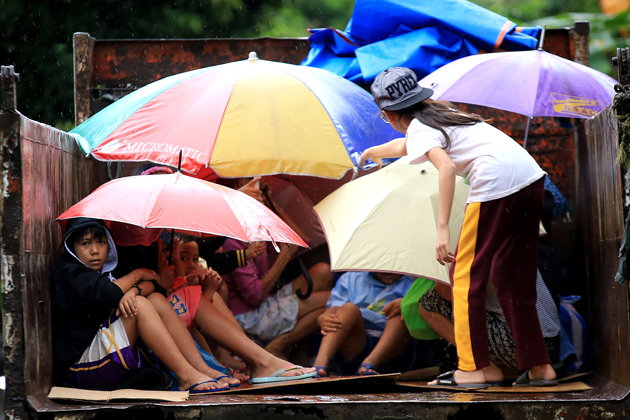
[371,67,433,111]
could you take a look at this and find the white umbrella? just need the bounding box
[314,156,470,284]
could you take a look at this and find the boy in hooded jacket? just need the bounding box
[51,217,227,392]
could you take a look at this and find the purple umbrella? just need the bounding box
[420,48,617,147]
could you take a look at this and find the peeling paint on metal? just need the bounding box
[2,253,15,292]
[3,166,10,198]
[3,312,13,347]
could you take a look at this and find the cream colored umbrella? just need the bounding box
[314,156,470,284]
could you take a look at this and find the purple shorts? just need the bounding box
[66,316,155,389]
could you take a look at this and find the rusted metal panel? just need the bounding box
[2,65,99,418]
[572,21,591,66]
[575,105,629,387]
[1,65,28,419]
[73,33,95,126]
[18,117,96,400]
[82,36,310,118]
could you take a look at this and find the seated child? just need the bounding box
[177,235,247,372]
[51,218,226,392]
[312,272,415,376]
[222,238,334,359]
[161,235,318,384]
[420,270,561,384]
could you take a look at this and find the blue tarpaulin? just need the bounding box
[301,0,540,84]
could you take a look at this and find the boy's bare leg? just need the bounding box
[146,293,238,387]
[291,262,335,294]
[264,291,330,358]
[120,296,219,391]
[192,298,316,379]
[359,315,411,374]
[312,303,366,377]
[264,308,325,360]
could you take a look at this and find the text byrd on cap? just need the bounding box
[371,67,433,111]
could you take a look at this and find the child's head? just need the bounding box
[177,234,200,276]
[373,272,403,285]
[71,227,108,271]
[63,218,117,273]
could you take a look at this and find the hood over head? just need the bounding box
[63,217,118,274]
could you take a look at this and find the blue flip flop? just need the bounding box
[248,365,317,384]
[314,366,329,378]
[215,374,240,388]
[186,379,228,394]
[357,363,379,376]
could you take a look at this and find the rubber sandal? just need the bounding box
[357,363,379,376]
[513,369,559,387]
[430,370,489,389]
[215,374,240,388]
[248,365,317,384]
[186,379,228,394]
[314,366,329,378]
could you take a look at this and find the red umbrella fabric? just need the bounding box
[57,173,308,248]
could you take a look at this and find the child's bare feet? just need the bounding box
[233,371,250,383]
[179,372,227,392]
[251,356,316,379]
[482,361,504,382]
[357,365,379,375]
[205,367,240,387]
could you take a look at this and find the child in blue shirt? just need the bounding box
[312,271,414,376]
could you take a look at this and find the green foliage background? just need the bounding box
[0,0,626,130]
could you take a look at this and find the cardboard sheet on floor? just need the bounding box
[397,366,441,381]
[395,381,590,393]
[210,373,400,394]
[48,387,189,403]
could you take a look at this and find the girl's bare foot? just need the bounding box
[233,371,250,383]
[312,356,330,377]
[482,361,504,382]
[513,364,556,385]
[205,367,240,387]
[178,372,227,392]
[357,365,378,375]
[251,356,316,379]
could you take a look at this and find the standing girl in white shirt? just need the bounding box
[360,67,557,388]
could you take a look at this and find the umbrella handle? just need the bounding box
[295,258,313,300]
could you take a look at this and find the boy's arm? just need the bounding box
[360,138,407,168]
[112,268,160,294]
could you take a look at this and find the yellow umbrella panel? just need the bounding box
[314,156,470,284]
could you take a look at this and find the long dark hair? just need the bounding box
[398,100,485,150]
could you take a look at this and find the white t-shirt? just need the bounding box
[406,119,545,203]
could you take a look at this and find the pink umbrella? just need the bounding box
[57,173,308,249]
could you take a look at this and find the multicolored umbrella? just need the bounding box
[56,173,308,248]
[70,53,397,179]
